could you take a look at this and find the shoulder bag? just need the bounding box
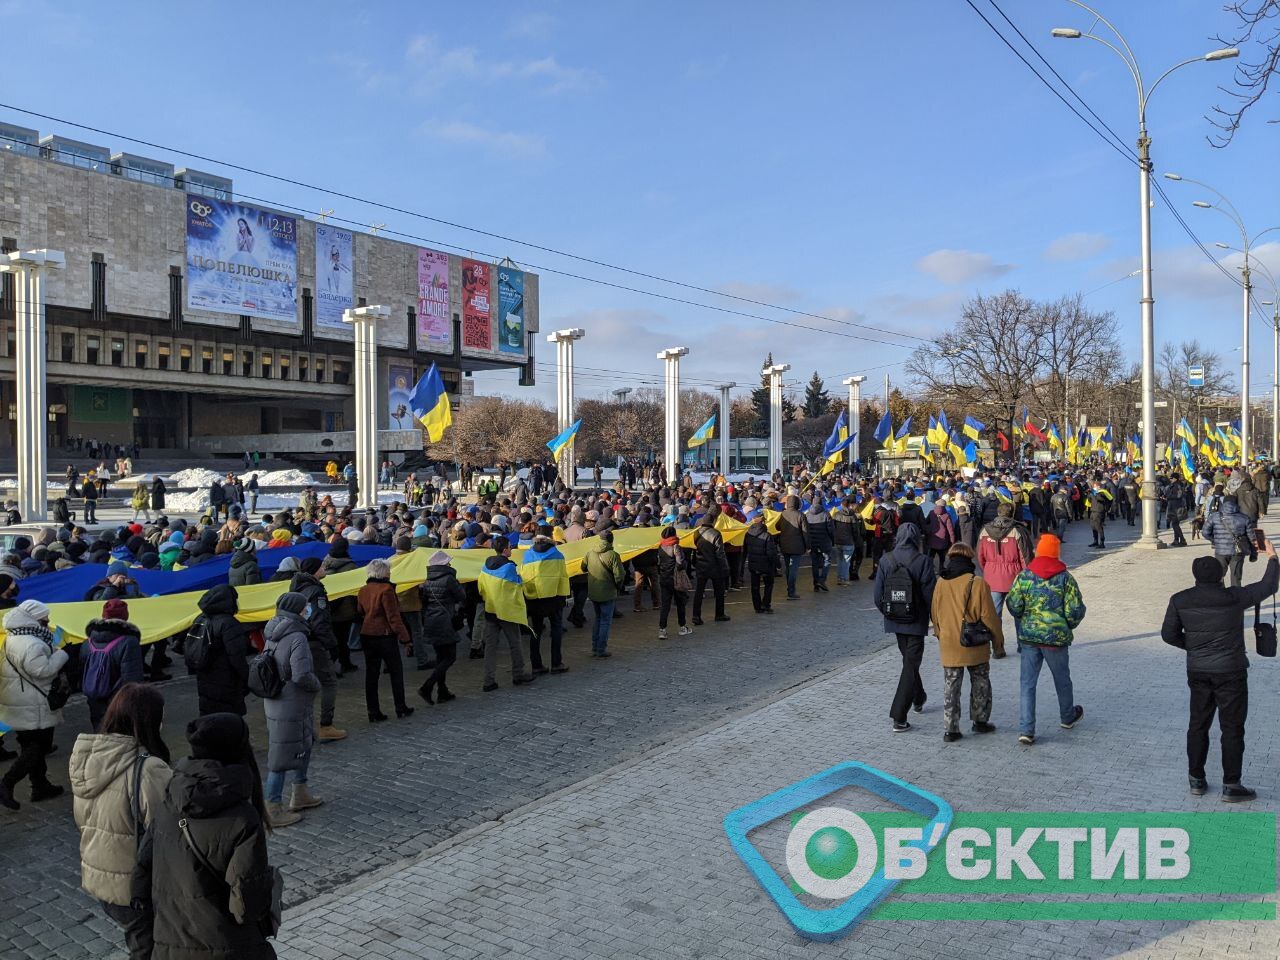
[959,575,996,648]
[179,816,284,939]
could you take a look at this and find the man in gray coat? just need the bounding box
[262,592,320,827]
[776,495,810,600]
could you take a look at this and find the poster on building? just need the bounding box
[417,248,451,350]
[388,364,414,430]
[185,195,297,323]
[315,223,354,327]
[461,259,492,351]
[497,266,524,355]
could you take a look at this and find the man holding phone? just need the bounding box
[1161,534,1280,802]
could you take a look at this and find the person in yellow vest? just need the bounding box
[477,536,534,691]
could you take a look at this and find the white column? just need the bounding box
[658,347,689,483]
[342,304,390,510]
[843,375,867,469]
[548,328,585,485]
[1,249,64,522]
[717,382,736,473]
[1241,264,1252,465]
[765,362,790,477]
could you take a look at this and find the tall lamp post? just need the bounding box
[1242,257,1280,460]
[658,347,689,483]
[1164,172,1278,465]
[1052,2,1237,546]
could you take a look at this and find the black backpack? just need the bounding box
[883,562,918,623]
[183,616,214,672]
[247,645,286,699]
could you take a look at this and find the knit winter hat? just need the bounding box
[1034,534,1062,560]
[102,598,129,621]
[428,550,453,566]
[17,598,49,621]
[276,591,308,616]
[187,713,251,763]
[1193,556,1225,584]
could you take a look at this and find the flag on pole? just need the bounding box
[819,434,854,475]
[873,411,892,447]
[1175,417,1196,445]
[1047,424,1063,451]
[822,410,849,459]
[547,418,581,457]
[996,430,1010,452]
[893,416,912,455]
[962,415,984,441]
[687,413,716,449]
[410,363,453,443]
[963,440,978,464]
[1022,407,1047,442]
[920,435,934,464]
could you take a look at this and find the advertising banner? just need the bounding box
[417,248,451,350]
[185,195,297,323]
[388,364,414,430]
[497,266,525,355]
[461,259,492,351]
[315,224,354,328]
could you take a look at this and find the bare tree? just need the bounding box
[1208,1,1280,147]
[427,396,556,466]
[1158,339,1235,422]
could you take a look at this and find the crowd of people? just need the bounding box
[0,452,1278,958]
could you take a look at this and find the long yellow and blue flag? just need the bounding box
[819,433,854,476]
[547,418,581,457]
[894,416,912,455]
[410,363,453,443]
[873,411,892,449]
[823,410,849,460]
[687,413,716,448]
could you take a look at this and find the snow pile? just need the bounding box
[688,471,769,485]
[167,468,226,489]
[244,469,314,486]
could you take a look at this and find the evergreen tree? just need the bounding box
[802,371,830,419]
[751,353,774,436]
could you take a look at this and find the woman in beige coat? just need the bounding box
[930,542,1005,742]
[70,683,172,960]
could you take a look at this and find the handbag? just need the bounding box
[1254,600,1277,658]
[179,816,284,938]
[959,575,996,649]
[672,550,693,594]
[5,651,72,711]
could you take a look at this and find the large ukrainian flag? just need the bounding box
[478,559,529,627]
[410,363,452,443]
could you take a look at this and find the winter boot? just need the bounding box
[267,802,302,827]
[289,784,324,812]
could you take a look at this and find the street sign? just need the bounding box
[1188,364,1205,388]
[1134,401,1169,408]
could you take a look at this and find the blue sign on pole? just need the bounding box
[1188,364,1205,388]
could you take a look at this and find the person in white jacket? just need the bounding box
[0,599,70,810]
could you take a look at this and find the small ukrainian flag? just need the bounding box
[687,413,716,449]
[547,419,581,457]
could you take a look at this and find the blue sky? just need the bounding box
[5,0,1277,404]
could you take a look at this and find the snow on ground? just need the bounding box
[163,489,410,515]
[166,467,225,489]
[164,467,315,489]
[246,468,315,486]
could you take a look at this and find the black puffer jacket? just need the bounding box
[655,541,690,587]
[133,757,276,960]
[873,522,937,637]
[227,549,262,587]
[192,585,252,717]
[805,506,835,553]
[289,571,337,654]
[692,522,729,579]
[743,523,781,575]
[418,565,466,645]
[1161,558,1280,673]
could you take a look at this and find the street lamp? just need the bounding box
[1164,170,1280,465]
[1246,257,1280,459]
[1052,1,1237,547]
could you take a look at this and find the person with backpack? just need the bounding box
[131,712,277,960]
[187,585,253,718]
[418,551,467,704]
[1162,543,1280,802]
[744,514,782,614]
[930,542,1005,743]
[256,591,320,827]
[775,495,810,600]
[1005,533,1086,746]
[0,599,70,810]
[655,525,693,638]
[289,556,345,743]
[356,559,414,722]
[81,599,144,730]
[874,522,937,733]
[70,683,172,960]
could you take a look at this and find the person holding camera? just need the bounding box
[1161,535,1279,802]
[930,542,1005,743]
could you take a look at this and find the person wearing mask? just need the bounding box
[1162,541,1280,801]
[81,598,144,731]
[521,527,570,675]
[930,543,1005,743]
[691,508,730,625]
[418,551,466,704]
[0,599,70,809]
[805,498,836,593]
[262,592,321,826]
[131,713,277,959]
[356,559,414,723]
[70,683,172,960]
[977,502,1028,617]
[874,522,936,733]
[776,495,810,600]
[743,514,782,614]
[478,536,534,690]
[289,557,345,743]
[655,525,693,639]
[585,529,627,657]
[1006,534,1086,746]
[227,538,262,586]
[831,496,865,584]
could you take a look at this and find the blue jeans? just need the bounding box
[1019,644,1075,736]
[591,599,615,654]
[833,544,854,581]
[783,555,802,596]
[991,591,1007,616]
[265,748,311,803]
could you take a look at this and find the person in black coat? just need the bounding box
[150,476,166,512]
[804,501,835,592]
[691,508,730,625]
[1161,545,1280,801]
[132,713,277,960]
[743,517,782,614]
[874,522,938,732]
[417,551,466,704]
[290,559,343,741]
[208,480,226,522]
[191,585,253,717]
[898,493,927,544]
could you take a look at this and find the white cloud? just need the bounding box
[421,119,546,158]
[1044,232,1112,262]
[404,35,600,94]
[916,248,1015,285]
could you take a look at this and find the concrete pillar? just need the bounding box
[342,304,390,510]
[765,362,790,477]
[658,347,690,483]
[717,382,736,473]
[547,328,585,485]
[843,375,867,469]
[1,249,64,521]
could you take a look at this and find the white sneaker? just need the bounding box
[678,626,693,637]
[658,628,668,640]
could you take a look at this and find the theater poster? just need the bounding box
[388,364,414,429]
[417,248,451,350]
[315,224,354,328]
[497,266,524,355]
[185,195,297,323]
[461,258,492,351]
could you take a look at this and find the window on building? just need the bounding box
[157,343,170,371]
[220,349,232,375]
[241,350,252,378]
[315,359,325,383]
[332,360,350,385]
[299,356,309,381]
[179,345,192,372]
[60,332,75,363]
[260,353,272,379]
[200,346,214,375]
[87,336,100,364]
[110,339,124,366]
[279,355,290,381]
[6,328,14,359]
[134,342,148,369]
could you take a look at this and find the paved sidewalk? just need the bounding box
[273,517,1280,960]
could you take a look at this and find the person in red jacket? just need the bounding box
[977,503,1030,617]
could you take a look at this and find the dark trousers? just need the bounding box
[88,696,111,731]
[84,500,97,523]
[1090,520,1105,545]
[693,573,726,620]
[1,727,55,790]
[1219,553,1246,589]
[890,634,926,723]
[101,900,154,960]
[1170,516,1186,545]
[568,576,588,625]
[750,570,775,611]
[810,547,829,586]
[528,597,565,669]
[361,635,407,716]
[659,583,687,629]
[726,551,744,589]
[429,642,457,693]
[1187,669,1248,783]
[333,620,356,669]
